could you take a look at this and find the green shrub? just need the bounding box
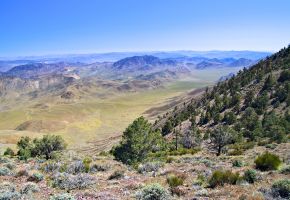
[32,135,67,160]
[50,193,75,200]
[194,174,207,186]
[136,183,171,200]
[138,162,163,174]
[255,152,282,171]
[265,143,278,149]
[27,172,44,182]
[20,182,39,194]
[243,169,257,183]
[3,148,14,157]
[166,157,174,163]
[208,170,240,188]
[280,165,290,175]
[98,151,110,156]
[18,148,32,161]
[82,157,92,173]
[0,167,11,176]
[59,163,68,173]
[168,148,199,156]
[228,142,255,156]
[228,148,244,156]
[148,148,199,161]
[271,179,290,198]
[167,174,184,188]
[17,135,66,160]
[232,160,244,167]
[108,170,124,180]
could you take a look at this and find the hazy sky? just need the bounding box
[1,0,290,57]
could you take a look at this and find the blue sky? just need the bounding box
[1,0,290,57]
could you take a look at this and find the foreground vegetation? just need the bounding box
[1,136,289,199]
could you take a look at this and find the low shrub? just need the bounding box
[82,157,92,173]
[20,182,39,194]
[0,156,9,163]
[52,173,95,190]
[59,163,68,173]
[148,148,199,161]
[136,183,171,200]
[108,170,124,180]
[138,162,163,174]
[208,170,240,188]
[265,143,278,149]
[43,161,61,173]
[167,174,185,188]
[3,148,15,157]
[90,163,110,172]
[0,191,20,200]
[280,165,290,175]
[15,169,29,177]
[271,179,290,198]
[243,169,257,184]
[193,174,207,186]
[0,167,11,176]
[99,151,110,156]
[0,182,20,199]
[255,152,282,171]
[170,186,186,196]
[4,162,16,170]
[27,172,44,182]
[169,148,199,156]
[232,160,244,167]
[228,142,255,156]
[50,193,76,200]
[257,138,270,146]
[0,182,16,192]
[228,148,244,156]
[166,157,175,163]
[199,159,213,167]
[66,161,85,174]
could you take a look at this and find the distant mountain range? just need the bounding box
[0,50,271,72]
[0,51,272,103]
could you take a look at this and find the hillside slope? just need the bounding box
[156,45,290,143]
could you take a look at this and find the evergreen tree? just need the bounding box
[223,111,237,125]
[210,126,237,156]
[263,74,275,91]
[162,120,173,136]
[112,117,165,165]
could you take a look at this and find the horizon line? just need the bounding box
[0,49,275,60]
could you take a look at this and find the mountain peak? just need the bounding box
[113,55,161,70]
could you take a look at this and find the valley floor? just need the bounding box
[0,67,242,153]
[0,80,210,152]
